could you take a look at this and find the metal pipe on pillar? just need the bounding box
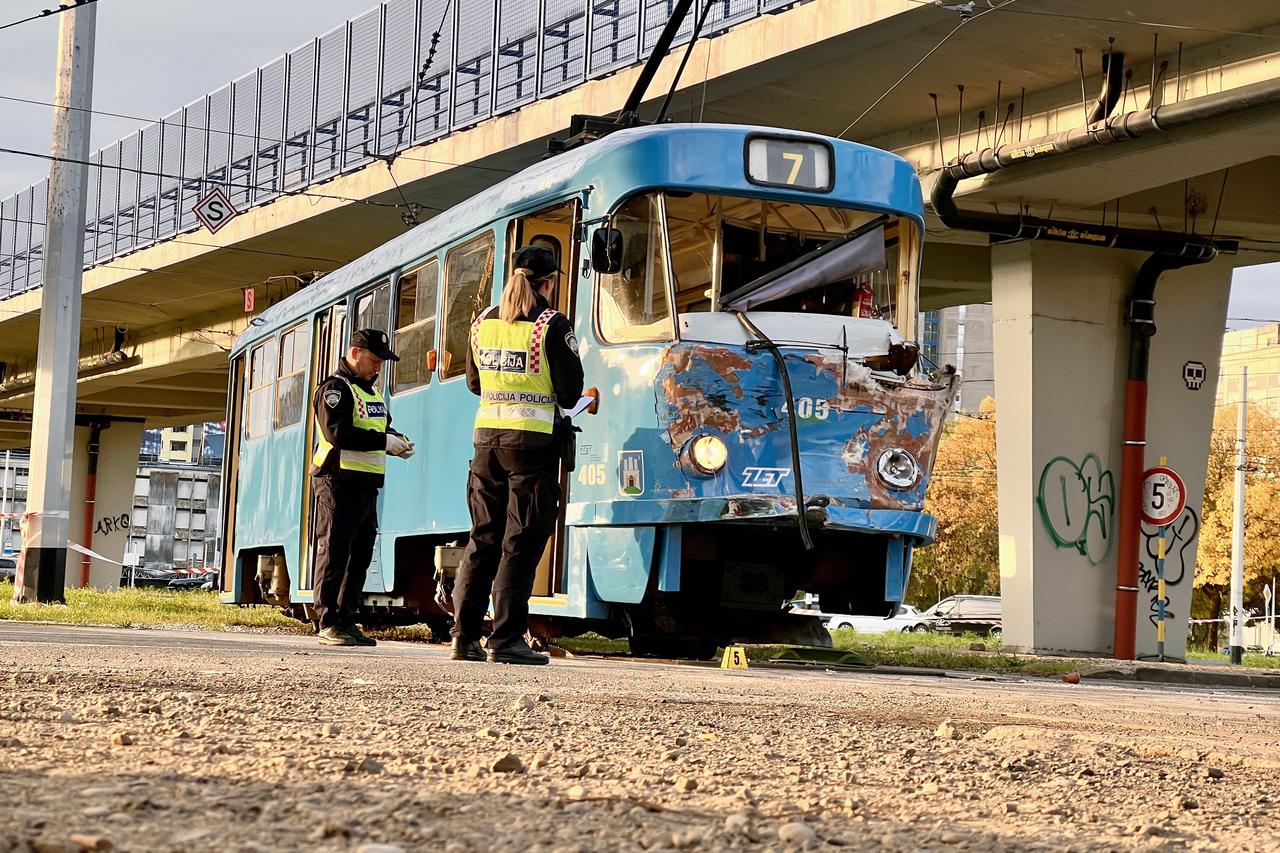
[81,422,103,587]
[1112,254,1208,660]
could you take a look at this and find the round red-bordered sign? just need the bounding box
[1142,466,1186,526]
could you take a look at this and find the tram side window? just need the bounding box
[596,195,675,343]
[392,259,439,394]
[274,324,308,428]
[441,232,495,380]
[246,338,277,439]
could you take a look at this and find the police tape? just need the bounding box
[1187,615,1274,626]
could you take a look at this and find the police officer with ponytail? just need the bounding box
[451,246,584,664]
[310,329,415,647]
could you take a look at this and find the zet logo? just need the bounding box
[742,467,791,488]
[618,450,645,496]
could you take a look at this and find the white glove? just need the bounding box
[385,434,412,457]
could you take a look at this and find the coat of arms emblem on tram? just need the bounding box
[618,450,645,497]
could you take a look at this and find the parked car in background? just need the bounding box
[913,595,1002,636]
[0,556,15,582]
[827,604,923,634]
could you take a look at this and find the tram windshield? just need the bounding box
[596,191,921,345]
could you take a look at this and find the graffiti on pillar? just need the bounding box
[1137,506,1199,626]
[94,512,130,537]
[1037,454,1115,565]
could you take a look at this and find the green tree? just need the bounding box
[1193,403,1280,648]
[909,397,1000,607]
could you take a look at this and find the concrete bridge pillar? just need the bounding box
[991,241,1231,658]
[68,420,144,589]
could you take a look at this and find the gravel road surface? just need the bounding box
[1,624,1277,852]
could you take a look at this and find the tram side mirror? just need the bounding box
[426,349,438,372]
[591,227,624,274]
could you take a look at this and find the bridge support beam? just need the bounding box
[991,241,1230,658]
[68,421,144,589]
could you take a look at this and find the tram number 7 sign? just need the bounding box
[1141,466,1187,527]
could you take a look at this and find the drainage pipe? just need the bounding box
[81,421,103,587]
[1112,254,1207,659]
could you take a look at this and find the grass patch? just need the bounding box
[1186,650,1280,669]
[0,580,304,632]
[558,627,1083,676]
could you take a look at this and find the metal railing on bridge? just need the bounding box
[0,0,797,299]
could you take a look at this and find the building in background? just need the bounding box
[1217,323,1280,415]
[0,450,29,554]
[126,462,222,571]
[920,304,995,416]
[2,421,224,568]
[158,422,224,465]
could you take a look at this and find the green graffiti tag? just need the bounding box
[1036,453,1115,565]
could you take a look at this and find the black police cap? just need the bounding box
[351,328,399,362]
[513,245,560,280]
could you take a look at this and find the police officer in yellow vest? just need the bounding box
[310,328,415,647]
[451,246,584,664]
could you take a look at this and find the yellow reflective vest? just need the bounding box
[471,307,559,436]
[312,377,388,475]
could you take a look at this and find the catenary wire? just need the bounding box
[0,0,98,33]
[0,93,519,177]
[836,0,1019,138]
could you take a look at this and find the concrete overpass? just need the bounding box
[1,0,1278,654]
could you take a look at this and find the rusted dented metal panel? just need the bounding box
[654,342,958,511]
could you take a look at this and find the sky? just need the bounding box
[0,0,1275,325]
[0,0,378,193]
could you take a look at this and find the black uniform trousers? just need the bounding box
[311,477,379,630]
[451,446,561,649]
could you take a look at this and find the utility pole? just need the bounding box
[1229,366,1247,665]
[14,3,97,604]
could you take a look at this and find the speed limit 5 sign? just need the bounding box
[1142,466,1187,526]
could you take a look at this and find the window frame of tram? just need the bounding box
[274,323,309,429]
[592,190,922,339]
[353,279,392,394]
[245,337,278,440]
[390,257,441,396]
[439,231,495,382]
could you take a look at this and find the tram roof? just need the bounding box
[234,123,921,352]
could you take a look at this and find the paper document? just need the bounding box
[564,395,596,419]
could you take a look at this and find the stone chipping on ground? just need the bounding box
[1,629,1279,852]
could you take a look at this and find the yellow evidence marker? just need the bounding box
[720,645,749,670]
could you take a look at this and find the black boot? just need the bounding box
[487,639,549,665]
[450,637,486,662]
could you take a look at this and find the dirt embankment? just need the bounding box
[1,629,1278,852]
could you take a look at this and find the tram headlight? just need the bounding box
[876,447,920,489]
[688,435,728,475]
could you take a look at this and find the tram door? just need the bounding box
[512,199,580,598]
[299,303,347,591]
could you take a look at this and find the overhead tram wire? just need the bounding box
[835,0,1019,139]
[0,93,520,177]
[0,210,351,265]
[0,146,424,213]
[0,0,99,33]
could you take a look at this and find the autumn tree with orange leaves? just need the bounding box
[1192,403,1280,647]
[908,397,1000,608]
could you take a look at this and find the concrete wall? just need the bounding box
[991,242,1229,657]
[68,421,144,589]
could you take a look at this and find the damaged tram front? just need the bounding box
[567,128,958,655]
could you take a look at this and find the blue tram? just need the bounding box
[218,123,958,655]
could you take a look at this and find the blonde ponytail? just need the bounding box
[499,267,539,323]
